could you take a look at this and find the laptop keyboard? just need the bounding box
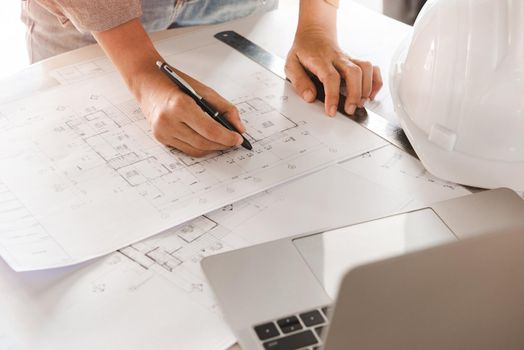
[254,306,330,349]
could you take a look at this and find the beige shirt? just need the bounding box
[35,0,339,33]
[35,0,142,32]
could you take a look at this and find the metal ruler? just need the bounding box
[214,30,415,157]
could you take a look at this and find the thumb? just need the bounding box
[285,53,317,103]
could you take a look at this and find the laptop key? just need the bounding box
[277,316,303,333]
[299,309,325,327]
[314,326,324,338]
[321,306,330,316]
[263,330,318,350]
[254,322,280,341]
[281,323,303,334]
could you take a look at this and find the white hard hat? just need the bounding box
[390,0,524,191]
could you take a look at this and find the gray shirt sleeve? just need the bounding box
[35,0,143,32]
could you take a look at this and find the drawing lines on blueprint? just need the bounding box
[174,95,322,168]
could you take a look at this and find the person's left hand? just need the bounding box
[285,26,383,117]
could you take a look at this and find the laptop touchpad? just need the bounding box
[292,209,457,299]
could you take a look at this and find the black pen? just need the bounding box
[156,61,252,151]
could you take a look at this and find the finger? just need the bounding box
[152,115,231,154]
[353,59,374,105]
[198,87,246,133]
[285,53,317,103]
[370,66,383,101]
[171,69,247,134]
[184,101,243,147]
[168,137,212,158]
[334,59,362,115]
[222,105,245,134]
[175,123,233,152]
[150,96,238,151]
[307,60,341,117]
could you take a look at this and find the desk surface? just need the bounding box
[0,3,412,350]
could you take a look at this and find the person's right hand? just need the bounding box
[139,67,245,157]
[94,19,245,157]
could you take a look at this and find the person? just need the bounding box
[22,0,383,157]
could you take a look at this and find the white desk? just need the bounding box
[0,3,468,350]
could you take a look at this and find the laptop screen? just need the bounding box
[292,208,457,299]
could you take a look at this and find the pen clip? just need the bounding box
[156,61,203,99]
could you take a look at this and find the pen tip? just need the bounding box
[242,139,253,151]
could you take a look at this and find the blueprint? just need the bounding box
[0,27,387,271]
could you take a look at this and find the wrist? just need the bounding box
[297,0,337,37]
[126,55,164,102]
[93,18,166,103]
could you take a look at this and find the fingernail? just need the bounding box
[346,104,357,115]
[237,135,243,146]
[359,98,368,108]
[329,105,338,117]
[302,89,314,102]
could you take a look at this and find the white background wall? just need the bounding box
[355,0,382,12]
[0,2,28,78]
[0,1,383,79]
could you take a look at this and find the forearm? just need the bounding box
[92,18,244,156]
[93,18,164,103]
[297,0,338,36]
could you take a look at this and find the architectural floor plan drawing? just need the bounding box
[0,28,387,271]
[116,215,242,311]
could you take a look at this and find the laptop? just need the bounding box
[202,188,524,349]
